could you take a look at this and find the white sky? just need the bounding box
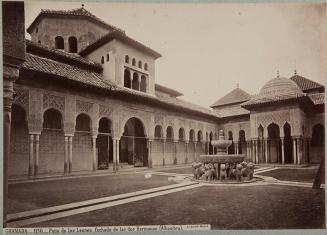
[25,1,326,108]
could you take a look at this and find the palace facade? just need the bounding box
[9,6,325,178]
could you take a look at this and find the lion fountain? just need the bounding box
[192,130,255,183]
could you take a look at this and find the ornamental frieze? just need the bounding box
[154,115,164,124]
[43,93,65,112]
[76,100,93,113]
[99,105,113,117]
[179,119,185,127]
[13,88,29,109]
[167,119,174,127]
[255,110,290,127]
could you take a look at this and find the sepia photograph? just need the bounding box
[2,0,326,232]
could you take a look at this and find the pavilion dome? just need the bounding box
[259,76,303,96]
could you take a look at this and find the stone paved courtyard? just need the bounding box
[7,166,325,229]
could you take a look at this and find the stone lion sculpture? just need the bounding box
[241,162,255,180]
[192,162,203,180]
[220,164,227,181]
[235,164,243,181]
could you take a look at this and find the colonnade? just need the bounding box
[247,136,309,165]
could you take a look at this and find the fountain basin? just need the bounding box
[200,154,245,164]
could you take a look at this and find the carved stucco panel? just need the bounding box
[76,100,93,114]
[43,93,65,112]
[13,88,29,111]
[255,110,290,128]
[99,105,113,119]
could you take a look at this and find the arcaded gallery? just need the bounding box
[9,6,324,178]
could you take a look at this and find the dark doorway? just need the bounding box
[120,117,148,167]
[268,123,282,163]
[283,122,293,163]
[97,118,113,170]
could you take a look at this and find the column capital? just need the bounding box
[112,137,121,141]
[29,132,41,135]
[64,133,74,137]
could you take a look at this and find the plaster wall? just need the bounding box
[30,17,110,52]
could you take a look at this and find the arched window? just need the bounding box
[197,131,203,142]
[132,58,136,66]
[166,126,174,140]
[98,118,111,134]
[144,63,148,71]
[124,69,131,88]
[38,40,41,44]
[132,73,139,90]
[68,36,78,53]
[75,114,91,132]
[179,128,185,141]
[154,125,163,139]
[43,109,62,129]
[101,56,104,64]
[138,61,142,69]
[106,53,110,62]
[125,55,129,63]
[55,36,64,50]
[140,75,146,92]
[189,130,195,142]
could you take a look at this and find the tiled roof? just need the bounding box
[309,93,325,105]
[290,75,324,92]
[108,83,218,117]
[210,88,251,108]
[79,31,162,58]
[21,53,111,90]
[214,105,250,118]
[26,40,102,72]
[21,52,218,119]
[27,7,124,34]
[260,77,301,95]
[155,84,183,97]
[242,91,307,108]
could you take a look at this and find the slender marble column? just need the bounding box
[293,138,297,165]
[265,139,268,164]
[194,142,197,162]
[34,134,40,176]
[112,139,117,172]
[162,139,166,166]
[255,140,258,164]
[92,136,97,171]
[297,137,301,165]
[116,139,120,169]
[64,136,69,174]
[185,142,189,164]
[68,136,73,173]
[28,134,35,176]
[173,141,178,164]
[148,139,153,168]
[281,138,285,165]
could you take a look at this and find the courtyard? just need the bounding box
[7,165,325,229]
